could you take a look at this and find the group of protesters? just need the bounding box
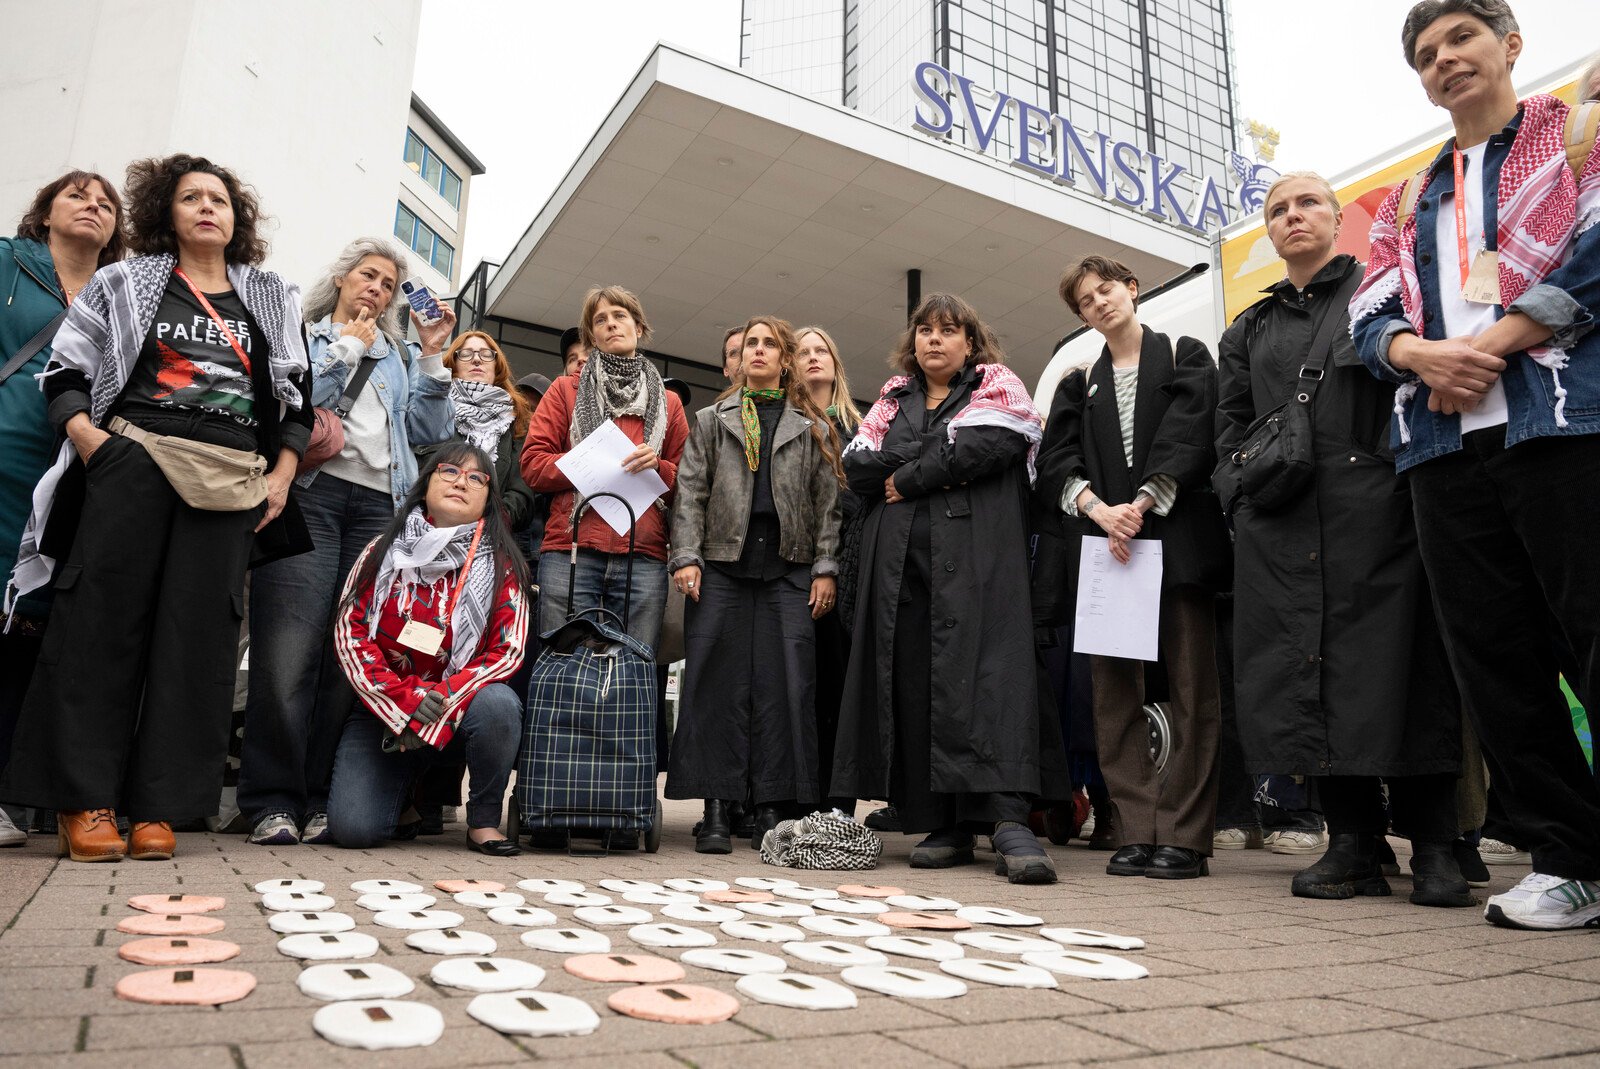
[0,0,1595,932]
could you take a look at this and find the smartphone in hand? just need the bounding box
[401,277,443,324]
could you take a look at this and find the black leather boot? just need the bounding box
[751,804,784,850]
[696,800,733,854]
[1409,840,1476,907]
[1291,832,1391,899]
[1146,845,1209,879]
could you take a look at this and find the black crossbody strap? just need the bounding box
[0,308,68,388]
[333,356,379,418]
[1293,268,1364,407]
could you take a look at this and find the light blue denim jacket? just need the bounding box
[295,315,454,504]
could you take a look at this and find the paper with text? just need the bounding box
[555,419,668,536]
[1072,536,1163,661]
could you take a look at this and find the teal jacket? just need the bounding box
[0,237,67,621]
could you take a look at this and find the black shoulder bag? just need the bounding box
[0,308,68,387]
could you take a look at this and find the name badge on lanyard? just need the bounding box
[396,520,484,657]
[1454,147,1500,305]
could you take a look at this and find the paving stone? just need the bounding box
[0,1014,81,1055]
[732,994,954,1038]
[686,1033,956,1069]
[0,1048,239,1069]
[1405,1015,1600,1059]
[1264,1030,1500,1068]
[1054,976,1225,1011]
[1337,974,1600,1020]
[1219,997,1427,1036]
[1074,1048,1307,1069]
[1396,946,1551,979]
[888,1019,1141,1066]
[236,1029,527,1068]
[1074,1005,1296,1052]
[913,986,1110,1024]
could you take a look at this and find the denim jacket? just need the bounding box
[295,315,454,503]
[1352,106,1600,472]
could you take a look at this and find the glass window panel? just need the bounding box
[441,170,462,210]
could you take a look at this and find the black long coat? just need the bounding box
[832,366,1065,798]
[1213,255,1459,778]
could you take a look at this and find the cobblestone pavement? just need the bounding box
[3,793,1599,1069]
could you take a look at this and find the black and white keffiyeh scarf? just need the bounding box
[449,380,514,461]
[370,508,499,672]
[567,348,668,526]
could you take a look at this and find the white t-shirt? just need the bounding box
[1434,142,1507,433]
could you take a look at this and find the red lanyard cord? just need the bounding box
[173,267,252,376]
[440,520,486,628]
[1451,148,1474,289]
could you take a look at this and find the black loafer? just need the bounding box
[1145,845,1209,879]
[1106,843,1154,876]
[468,835,521,857]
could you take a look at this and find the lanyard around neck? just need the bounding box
[441,520,485,626]
[173,267,252,376]
[1451,148,1475,289]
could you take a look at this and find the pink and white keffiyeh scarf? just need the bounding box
[845,362,1044,483]
[1349,94,1600,441]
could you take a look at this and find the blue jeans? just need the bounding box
[326,683,522,847]
[237,473,394,825]
[537,550,666,655]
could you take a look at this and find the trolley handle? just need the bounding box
[567,491,639,630]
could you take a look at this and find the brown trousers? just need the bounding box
[1089,586,1221,854]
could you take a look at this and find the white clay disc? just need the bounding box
[954,906,1042,927]
[544,890,612,907]
[662,902,742,924]
[405,928,497,956]
[663,878,729,893]
[297,962,416,1001]
[350,880,423,895]
[814,897,889,915]
[680,947,787,975]
[737,900,815,919]
[431,956,547,993]
[865,935,965,962]
[487,906,558,928]
[356,892,436,912]
[840,964,967,999]
[1020,949,1150,980]
[312,999,444,1050]
[939,957,1058,989]
[572,904,652,926]
[466,990,600,1037]
[885,894,960,911]
[260,891,336,913]
[276,931,379,961]
[516,878,584,894]
[269,911,355,935]
[623,888,698,905]
[772,883,840,901]
[454,891,525,910]
[253,879,324,894]
[520,928,611,954]
[371,910,463,931]
[782,940,887,967]
[735,876,798,890]
[597,879,663,893]
[799,915,891,938]
[954,931,1060,955]
[628,922,717,948]
[736,972,857,1010]
[1039,927,1146,951]
[720,919,805,943]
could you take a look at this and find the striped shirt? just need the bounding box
[1061,365,1179,517]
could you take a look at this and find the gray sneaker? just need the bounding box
[0,808,25,847]
[249,812,299,846]
[301,812,333,845]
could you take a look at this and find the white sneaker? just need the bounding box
[1213,827,1264,850]
[301,812,333,845]
[1478,837,1532,866]
[1485,872,1600,930]
[248,812,299,846]
[1269,829,1328,855]
[0,808,25,847]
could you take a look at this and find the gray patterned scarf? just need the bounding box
[449,380,514,461]
[369,508,499,673]
[567,348,667,527]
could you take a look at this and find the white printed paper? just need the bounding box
[1072,536,1163,661]
[554,419,668,536]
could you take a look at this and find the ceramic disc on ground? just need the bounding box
[563,952,685,983]
[628,922,717,948]
[837,884,904,898]
[454,890,525,909]
[572,904,652,926]
[118,937,240,966]
[623,888,698,905]
[545,890,612,907]
[663,878,729,893]
[879,911,970,931]
[597,878,664,893]
[737,900,814,919]
[662,902,742,924]
[312,999,444,1050]
[434,878,504,894]
[370,909,461,931]
[405,928,497,956]
[253,879,324,895]
[865,935,965,962]
[680,947,786,976]
[771,883,839,901]
[720,919,805,943]
[260,891,336,913]
[734,876,798,890]
[703,888,775,904]
[270,911,357,935]
[840,965,966,1000]
[798,914,891,938]
[520,927,611,954]
[116,913,225,937]
[298,962,416,1001]
[276,932,380,961]
[516,878,584,894]
[939,957,1058,989]
[781,940,887,967]
[954,906,1042,927]
[466,990,600,1037]
[1020,950,1149,980]
[350,879,423,895]
[431,956,547,993]
[127,894,225,915]
[884,894,960,911]
[608,983,739,1024]
[814,897,890,915]
[115,967,256,1006]
[1038,927,1146,951]
[487,905,558,928]
[356,892,436,912]
[736,972,856,1010]
[953,931,1060,955]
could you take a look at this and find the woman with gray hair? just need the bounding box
[236,236,457,847]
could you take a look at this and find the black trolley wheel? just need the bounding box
[644,796,662,854]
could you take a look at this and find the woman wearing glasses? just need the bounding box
[425,332,536,531]
[326,444,529,854]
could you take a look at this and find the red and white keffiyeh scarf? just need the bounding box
[1350,94,1600,441]
[845,362,1044,483]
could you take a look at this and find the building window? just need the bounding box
[403,128,464,210]
[394,202,455,280]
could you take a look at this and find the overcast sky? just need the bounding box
[413,0,1593,280]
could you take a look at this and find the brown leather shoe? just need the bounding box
[129,821,175,861]
[57,809,126,862]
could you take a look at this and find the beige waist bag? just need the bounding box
[108,416,267,512]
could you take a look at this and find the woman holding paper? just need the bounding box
[665,316,843,852]
[1033,255,1228,880]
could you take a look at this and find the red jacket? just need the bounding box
[519,372,688,560]
[334,539,528,749]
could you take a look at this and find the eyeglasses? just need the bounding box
[457,349,495,365]
[434,463,491,489]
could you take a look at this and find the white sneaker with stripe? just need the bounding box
[1484,872,1600,930]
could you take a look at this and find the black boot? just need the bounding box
[1410,840,1476,907]
[751,804,784,850]
[696,800,733,855]
[1291,832,1391,899]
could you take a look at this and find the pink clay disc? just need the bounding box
[880,911,972,931]
[702,889,775,904]
[607,983,739,1024]
[117,937,240,966]
[434,879,505,894]
[114,967,256,1005]
[563,952,686,983]
[116,913,226,936]
[837,884,905,898]
[127,894,226,915]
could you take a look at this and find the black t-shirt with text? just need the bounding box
[124,275,255,419]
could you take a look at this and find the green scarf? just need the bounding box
[741,388,786,470]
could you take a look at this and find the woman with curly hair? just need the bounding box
[1,154,313,862]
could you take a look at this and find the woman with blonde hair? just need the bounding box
[796,325,862,433]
